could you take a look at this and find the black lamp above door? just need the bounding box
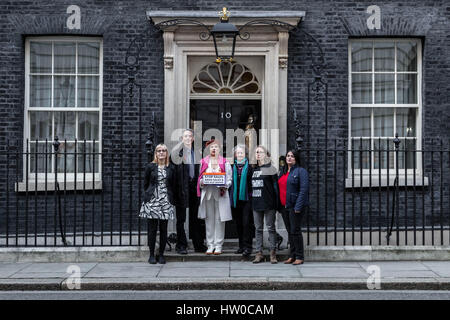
[210,7,239,63]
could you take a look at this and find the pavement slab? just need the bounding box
[359,261,430,271]
[18,263,97,273]
[162,261,230,268]
[230,261,298,269]
[10,272,87,279]
[0,263,32,278]
[157,267,229,278]
[299,267,369,278]
[378,270,439,278]
[84,264,161,278]
[426,268,450,277]
[230,268,301,278]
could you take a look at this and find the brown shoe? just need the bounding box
[270,250,278,264]
[252,252,264,264]
[292,259,304,265]
[284,258,295,264]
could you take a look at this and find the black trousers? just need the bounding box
[231,200,255,252]
[281,207,305,260]
[176,180,205,250]
[147,219,168,256]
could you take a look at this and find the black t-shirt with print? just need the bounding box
[251,163,279,211]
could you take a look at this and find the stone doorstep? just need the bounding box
[1,246,450,263]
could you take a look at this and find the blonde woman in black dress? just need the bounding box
[139,144,175,264]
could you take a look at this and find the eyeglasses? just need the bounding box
[156,150,167,153]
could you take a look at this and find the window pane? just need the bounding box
[374,42,395,71]
[54,111,76,140]
[351,42,372,72]
[351,108,371,137]
[78,112,99,141]
[396,108,417,137]
[351,139,370,169]
[30,142,52,173]
[398,139,417,169]
[30,76,51,108]
[56,142,75,173]
[78,42,100,74]
[397,42,417,72]
[30,42,52,73]
[397,74,417,104]
[375,74,395,104]
[30,112,51,140]
[214,34,234,61]
[374,139,395,170]
[77,76,99,108]
[374,108,394,137]
[54,42,76,73]
[352,74,372,104]
[54,76,75,108]
[77,142,100,173]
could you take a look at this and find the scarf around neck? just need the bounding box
[233,158,248,208]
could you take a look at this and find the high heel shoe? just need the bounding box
[292,259,304,265]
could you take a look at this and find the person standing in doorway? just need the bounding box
[230,144,254,259]
[197,139,233,255]
[278,150,309,265]
[139,144,175,264]
[251,145,279,264]
[171,129,207,254]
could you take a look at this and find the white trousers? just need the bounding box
[204,197,225,249]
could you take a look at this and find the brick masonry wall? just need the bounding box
[0,0,448,242]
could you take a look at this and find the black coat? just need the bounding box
[170,146,200,208]
[143,163,175,205]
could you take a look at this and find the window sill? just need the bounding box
[345,176,428,189]
[15,180,102,192]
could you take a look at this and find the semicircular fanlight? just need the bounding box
[191,61,260,95]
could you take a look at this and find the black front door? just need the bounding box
[190,99,261,154]
[190,99,261,238]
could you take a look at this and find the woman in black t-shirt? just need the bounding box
[251,145,279,264]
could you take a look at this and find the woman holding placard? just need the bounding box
[197,139,233,255]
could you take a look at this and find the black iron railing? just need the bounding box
[0,137,449,247]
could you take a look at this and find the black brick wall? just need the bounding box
[0,0,448,243]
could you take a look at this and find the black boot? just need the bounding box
[158,254,166,264]
[148,255,157,264]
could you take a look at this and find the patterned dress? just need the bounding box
[139,166,175,220]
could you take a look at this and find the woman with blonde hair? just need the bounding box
[251,145,279,264]
[139,143,175,264]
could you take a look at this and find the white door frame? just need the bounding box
[148,11,305,167]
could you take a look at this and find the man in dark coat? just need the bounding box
[170,129,207,254]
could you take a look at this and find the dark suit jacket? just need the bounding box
[170,146,200,208]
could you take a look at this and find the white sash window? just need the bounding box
[23,37,103,188]
[348,39,422,184]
